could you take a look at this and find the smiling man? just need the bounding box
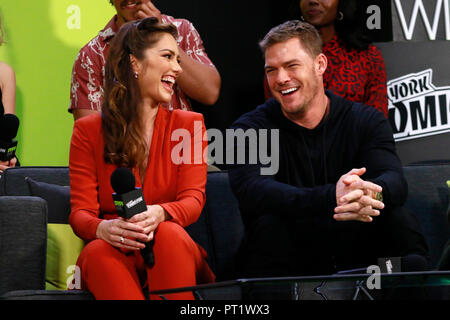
[227,21,429,286]
[69,0,221,120]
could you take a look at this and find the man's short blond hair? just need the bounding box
[259,20,323,58]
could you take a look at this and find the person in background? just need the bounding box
[264,0,388,117]
[69,0,221,120]
[69,18,215,300]
[0,14,18,172]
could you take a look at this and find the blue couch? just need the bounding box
[0,163,448,299]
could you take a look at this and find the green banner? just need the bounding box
[0,0,115,165]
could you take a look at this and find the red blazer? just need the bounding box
[69,107,207,241]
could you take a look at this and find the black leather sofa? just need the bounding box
[0,164,449,299]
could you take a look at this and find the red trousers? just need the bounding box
[76,221,215,300]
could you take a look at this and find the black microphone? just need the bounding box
[110,167,155,267]
[0,114,19,162]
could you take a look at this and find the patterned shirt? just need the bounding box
[322,35,388,117]
[264,34,388,117]
[69,15,215,112]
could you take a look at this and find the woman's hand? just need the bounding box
[127,205,170,240]
[96,218,149,250]
[0,157,17,173]
[95,205,170,249]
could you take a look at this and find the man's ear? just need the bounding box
[315,53,327,75]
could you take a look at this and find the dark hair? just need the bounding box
[335,0,372,50]
[102,17,178,168]
[259,20,322,57]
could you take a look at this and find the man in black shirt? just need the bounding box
[227,21,429,280]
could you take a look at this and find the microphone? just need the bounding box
[378,254,429,273]
[0,114,19,162]
[110,167,155,267]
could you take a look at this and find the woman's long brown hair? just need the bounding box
[102,17,178,168]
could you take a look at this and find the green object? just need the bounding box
[45,224,84,290]
[0,1,115,166]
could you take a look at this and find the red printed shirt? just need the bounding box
[69,15,215,112]
[322,35,388,117]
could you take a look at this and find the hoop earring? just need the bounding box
[337,11,344,21]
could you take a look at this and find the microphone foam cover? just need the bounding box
[0,114,20,141]
[110,167,136,194]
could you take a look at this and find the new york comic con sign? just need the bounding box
[386,0,450,142]
[388,69,450,141]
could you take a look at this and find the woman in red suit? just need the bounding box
[69,17,215,300]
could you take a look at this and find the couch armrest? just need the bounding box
[205,172,244,280]
[0,196,47,295]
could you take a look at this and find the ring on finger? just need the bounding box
[120,236,125,244]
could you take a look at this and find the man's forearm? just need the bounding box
[228,164,337,220]
[369,170,408,209]
[73,109,99,121]
[176,49,221,106]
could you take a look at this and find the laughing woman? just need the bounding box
[69,17,215,300]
